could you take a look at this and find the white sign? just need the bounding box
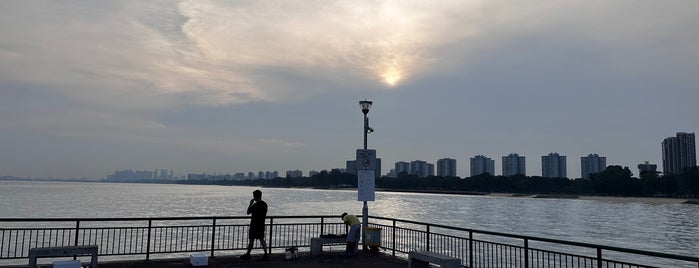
[357,170,375,201]
[356,149,377,171]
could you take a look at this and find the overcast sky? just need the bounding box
[1,1,697,179]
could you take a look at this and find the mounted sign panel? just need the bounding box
[357,170,375,201]
[355,149,377,171]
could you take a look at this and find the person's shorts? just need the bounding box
[249,224,265,239]
[347,224,361,243]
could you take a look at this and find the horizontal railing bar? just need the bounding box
[0,215,341,222]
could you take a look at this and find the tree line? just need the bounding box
[180,166,699,198]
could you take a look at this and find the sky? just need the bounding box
[1,1,698,179]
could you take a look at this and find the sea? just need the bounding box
[1,180,698,260]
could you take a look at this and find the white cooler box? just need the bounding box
[190,253,208,266]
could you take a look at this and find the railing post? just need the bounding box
[597,247,602,268]
[392,220,396,257]
[73,220,80,260]
[426,225,430,252]
[469,231,473,268]
[146,219,152,261]
[268,217,274,252]
[524,238,529,268]
[210,218,216,257]
[320,217,324,237]
[74,220,80,246]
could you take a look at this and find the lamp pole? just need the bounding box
[359,100,373,251]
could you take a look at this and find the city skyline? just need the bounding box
[1,2,698,179]
[100,146,678,180]
[3,134,697,179]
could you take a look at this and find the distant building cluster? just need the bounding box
[107,169,178,181]
[385,160,435,178]
[380,132,694,179]
[106,132,695,182]
[187,171,280,181]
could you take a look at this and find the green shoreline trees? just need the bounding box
[181,166,699,198]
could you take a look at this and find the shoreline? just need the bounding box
[307,186,696,205]
[486,192,692,204]
[373,188,694,205]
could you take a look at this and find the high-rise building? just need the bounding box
[409,160,433,178]
[662,132,696,175]
[581,154,606,179]
[470,155,495,176]
[542,153,567,178]
[346,160,357,175]
[395,161,410,176]
[437,158,457,177]
[638,161,658,175]
[502,153,526,176]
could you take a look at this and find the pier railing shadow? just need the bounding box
[2,216,698,267]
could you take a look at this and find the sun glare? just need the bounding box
[380,66,403,87]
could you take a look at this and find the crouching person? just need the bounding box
[341,212,361,256]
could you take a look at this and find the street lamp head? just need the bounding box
[359,100,373,114]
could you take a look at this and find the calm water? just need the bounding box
[1,180,698,258]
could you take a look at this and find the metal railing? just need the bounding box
[2,216,698,267]
[0,216,345,262]
[368,216,699,268]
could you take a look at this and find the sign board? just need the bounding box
[357,170,375,201]
[355,149,377,171]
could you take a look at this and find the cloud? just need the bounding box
[3,0,697,112]
[1,0,698,153]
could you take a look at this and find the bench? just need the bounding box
[409,250,461,268]
[310,237,347,256]
[29,245,98,268]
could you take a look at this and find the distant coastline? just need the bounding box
[2,178,696,205]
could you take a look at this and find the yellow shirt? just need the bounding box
[343,214,361,226]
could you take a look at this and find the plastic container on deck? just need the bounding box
[364,227,382,251]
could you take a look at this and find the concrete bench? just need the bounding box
[29,245,98,268]
[310,237,347,256]
[409,250,461,268]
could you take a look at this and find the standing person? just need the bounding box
[240,190,269,260]
[341,212,361,256]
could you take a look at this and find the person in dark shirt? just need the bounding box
[240,189,268,260]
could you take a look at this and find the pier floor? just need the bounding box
[12,251,408,268]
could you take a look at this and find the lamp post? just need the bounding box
[359,100,373,150]
[358,99,373,251]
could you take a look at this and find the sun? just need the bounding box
[380,66,403,87]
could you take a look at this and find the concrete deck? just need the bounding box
[12,252,408,268]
